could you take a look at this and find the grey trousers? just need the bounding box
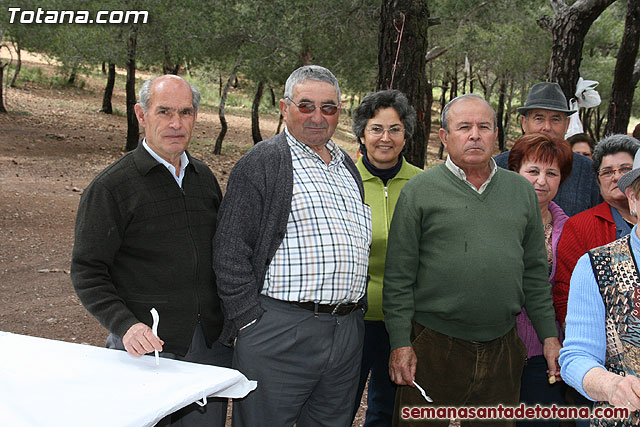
[232,295,365,427]
[106,323,232,427]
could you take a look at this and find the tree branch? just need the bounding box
[573,0,615,13]
[549,0,567,15]
[537,15,554,32]
[425,46,448,62]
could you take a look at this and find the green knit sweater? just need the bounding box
[383,163,557,350]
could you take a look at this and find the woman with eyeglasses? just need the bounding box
[350,89,422,426]
[554,135,640,329]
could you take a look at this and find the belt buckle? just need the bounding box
[331,304,341,316]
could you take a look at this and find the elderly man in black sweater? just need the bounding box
[71,75,229,426]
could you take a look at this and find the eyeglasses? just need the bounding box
[285,97,339,116]
[365,125,405,138]
[597,166,633,179]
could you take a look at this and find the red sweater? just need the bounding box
[553,201,616,323]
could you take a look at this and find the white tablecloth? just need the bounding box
[0,331,256,426]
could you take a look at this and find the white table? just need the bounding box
[0,331,256,426]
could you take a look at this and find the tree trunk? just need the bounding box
[604,0,640,136]
[497,77,507,151]
[504,78,515,138]
[162,44,180,75]
[461,64,467,95]
[633,58,640,88]
[68,69,77,85]
[214,59,241,155]
[270,87,276,106]
[10,41,21,87]
[377,0,430,168]
[438,81,448,159]
[594,107,606,140]
[125,27,139,152]
[251,81,264,144]
[450,67,458,100]
[425,81,433,150]
[100,63,116,114]
[0,61,7,113]
[275,114,284,135]
[440,81,448,113]
[541,0,616,102]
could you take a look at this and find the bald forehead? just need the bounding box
[449,98,494,123]
[148,76,193,111]
[151,75,190,95]
[451,96,491,111]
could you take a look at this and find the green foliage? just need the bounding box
[1,0,635,135]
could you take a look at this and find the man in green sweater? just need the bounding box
[383,94,561,426]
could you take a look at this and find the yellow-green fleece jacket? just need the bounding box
[356,157,423,321]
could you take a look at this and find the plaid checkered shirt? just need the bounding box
[261,129,372,304]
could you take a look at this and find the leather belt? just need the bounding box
[294,301,360,316]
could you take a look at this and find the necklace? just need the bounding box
[541,208,552,226]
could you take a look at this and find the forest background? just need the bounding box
[0,1,639,424]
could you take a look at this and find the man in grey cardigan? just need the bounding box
[213,65,372,426]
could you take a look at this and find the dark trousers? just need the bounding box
[517,355,566,427]
[393,323,526,427]
[232,295,365,427]
[352,320,397,427]
[106,323,232,427]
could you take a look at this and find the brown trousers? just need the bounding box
[393,323,527,427]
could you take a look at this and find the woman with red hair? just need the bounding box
[508,133,573,424]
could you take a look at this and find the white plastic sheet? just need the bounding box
[0,331,256,427]
[566,77,602,138]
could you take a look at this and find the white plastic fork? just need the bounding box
[150,308,160,366]
[413,380,433,402]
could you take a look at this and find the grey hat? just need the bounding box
[517,82,576,115]
[618,149,640,193]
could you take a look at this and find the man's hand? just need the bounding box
[122,322,164,357]
[389,346,417,386]
[543,336,562,382]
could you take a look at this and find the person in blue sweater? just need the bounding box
[560,148,640,426]
[494,82,601,216]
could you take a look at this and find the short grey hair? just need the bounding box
[592,134,640,174]
[283,65,340,104]
[440,93,497,132]
[352,90,416,144]
[138,75,201,112]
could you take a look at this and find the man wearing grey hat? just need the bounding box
[495,82,601,216]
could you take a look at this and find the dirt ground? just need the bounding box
[0,56,446,425]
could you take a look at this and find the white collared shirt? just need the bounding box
[445,155,497,194]
[142,139,189,188]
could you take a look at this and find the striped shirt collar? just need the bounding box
[445,155,497,194]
